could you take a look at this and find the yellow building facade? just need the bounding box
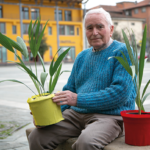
[0,0,84,64]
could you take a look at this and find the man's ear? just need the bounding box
[110,25,114,37]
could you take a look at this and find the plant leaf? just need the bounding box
[38,52,46,72]
[142,80,150,99]
[35,20,49,57]
[0,79,36,95]
[122,30,135,66]
[49,48,62,76]
[142,92,150,104]
[130,65,135,80]
[139,25,147,88]
[109,56,132,76]
[51,48,70,76]
[40,72,48,87]
[16,36,28,58]
[60,70,71,76]
[0,33,14,53]
[50,63,62,94]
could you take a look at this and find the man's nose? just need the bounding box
[92,28,98,35]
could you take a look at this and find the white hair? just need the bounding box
[84,8,113,27]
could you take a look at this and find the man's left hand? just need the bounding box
[52,91,77,106]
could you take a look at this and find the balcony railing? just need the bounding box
[0,14,82,22]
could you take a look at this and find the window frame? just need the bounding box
[0,47,7,63]
[141,7,146,13]
[22,7,29,19]
[31,8,40,20]
[0,5,3,18]
[134,8,138,14]
[65,10,72,21]
[55,9,62,21]
[12,25,17,34]
[23,23,29,34]
[48,27,52,35]
[0,22,6,34]
[59,25,74,35]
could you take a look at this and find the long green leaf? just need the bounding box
[130,65,135,80]
[51,48,70,76]
[0,79,36,95]
[142,80,150,98]
[17,36,28,58]
[108,56,132,76]
[0,33,14,53]
[38,52,46,72]
[139,25,147,88]
[49,48,62,76]
[50,63,62,94]
[131,29,138,75]
[122,30,135,65]
[2,34,23,53]
[60,70,71,76]
[28,20,32,39]
[35,19,40,41]
[7,60,40,85]
[40,72,48,87]
[142,92,150,104]
[35,20,49,56]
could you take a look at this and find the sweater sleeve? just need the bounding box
[76,46,136,111]
[60,53,81,112]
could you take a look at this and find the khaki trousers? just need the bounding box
[28,109,123,150]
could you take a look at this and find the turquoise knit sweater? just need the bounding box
[61,40,136,115]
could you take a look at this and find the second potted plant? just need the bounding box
[109,25,150,146]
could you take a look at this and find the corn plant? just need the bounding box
[0,18,70,96]
[109,25,150,115]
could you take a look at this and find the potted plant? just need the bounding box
[109,25,150,146]
[0,18,70,127]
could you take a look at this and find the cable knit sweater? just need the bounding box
[61,40,136,115]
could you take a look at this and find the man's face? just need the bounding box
[85,13,114,50]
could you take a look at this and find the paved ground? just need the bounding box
[0,62,150,150]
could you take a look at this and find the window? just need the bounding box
[0,6,2,18]
[0,23,5,34]
[49,46,53,59]
[55,10,62,21]
[125,10,131,16]
[142,7,146,12]
[131,22,135,25]
[77,27,79,35]
[23,24,29,34]
[12,25,17,34]
[134,8,138,14]
[59,25,74,35]
[114,22,118,26]
[65,11,72,21]
[14,49,17,60]
[59,47,75,61]
[22,7,29,19]
[0,47,7,63]
[48,27,52,35]
[31,8,39,20]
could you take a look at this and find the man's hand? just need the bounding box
[52,90,77,106]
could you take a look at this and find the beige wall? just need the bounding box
[112,18,143,44]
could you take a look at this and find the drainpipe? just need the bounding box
[56,6,60,51]
[84,3,88,49]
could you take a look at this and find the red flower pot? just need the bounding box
[121,110,150,146]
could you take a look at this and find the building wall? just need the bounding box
[113,19,143,43]
[130,6,149,34]
[0,0,83,64]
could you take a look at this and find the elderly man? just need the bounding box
[28,8,136,150]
